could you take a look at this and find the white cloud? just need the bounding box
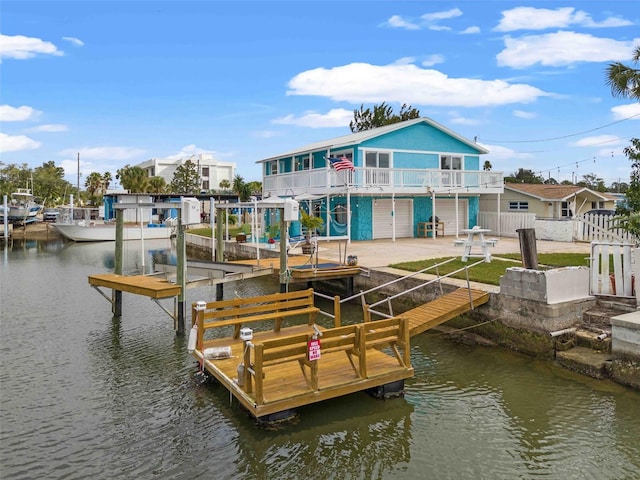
[460,26,480,35]
[383,15,419,30]
[62,36,84,47]
[272,108,353,128]
[497,32,639,68]
[421,8,462,22]
[0,105,39,121]
[495,7,632,32]
[421,54,444,67]
[287,62,549,107]
[392,56,416,65]
[428,25,452,32]
[383,8,462,31]
[611,103,640,120]
[0,34,62,60]
[165,144,212,160]
[253,130,282,139]
[448,115,480,126]
[570,135,623,147]
[0,132,41,152]
[478,143,535,162]
[60,146,146,160]
[27,124,69,133]
[513,110,536,119]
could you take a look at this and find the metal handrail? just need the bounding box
[367,259,486,320]
[311,257,485,323]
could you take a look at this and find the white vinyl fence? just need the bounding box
[477,211,535,238]
[575,213,636,243]
[590,241,636,298]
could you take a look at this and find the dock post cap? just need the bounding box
[195,301,207,311]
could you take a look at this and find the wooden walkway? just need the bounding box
[401,287,490,337]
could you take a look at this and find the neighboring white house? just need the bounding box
[136,154,236,192]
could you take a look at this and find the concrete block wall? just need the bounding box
[499,267,591,304]
[611,312,640,359]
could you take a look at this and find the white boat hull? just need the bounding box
[52,223,174,242]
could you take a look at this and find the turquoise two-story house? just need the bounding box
[257,117,504,241]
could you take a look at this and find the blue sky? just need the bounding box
[1,1,639,188]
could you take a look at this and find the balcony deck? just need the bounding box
[263,167,503,197]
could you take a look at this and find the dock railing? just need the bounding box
[192,288,321,349]
[313,257,485,323]
[242,317,411,404]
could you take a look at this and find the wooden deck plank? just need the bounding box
[88,273,181,299]
[401,288,490,336]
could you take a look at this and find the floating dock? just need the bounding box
[190,285,490,422]
[191,289,413,421]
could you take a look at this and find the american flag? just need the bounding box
[328,156,355,172]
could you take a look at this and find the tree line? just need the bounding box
[0,158,261,207]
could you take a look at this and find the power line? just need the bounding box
[478,113,640,143]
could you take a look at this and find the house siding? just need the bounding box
[359,123,482,155]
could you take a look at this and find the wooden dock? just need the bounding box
[88,273,181,299]
[191,290,413,420]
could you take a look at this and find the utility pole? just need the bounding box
[77,152,80,205]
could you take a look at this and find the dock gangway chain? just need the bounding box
[312,257,486,324]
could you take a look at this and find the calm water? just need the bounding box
[1,238,639,480]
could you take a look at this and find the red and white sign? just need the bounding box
[308,338,321,361]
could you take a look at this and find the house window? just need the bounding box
[591,201,605,209]
[509,201,529,211]
[202,180,209,190]
[440,155,462,170]
[561,201,573,217]
[365,151,390,168]
[268,161,277,175]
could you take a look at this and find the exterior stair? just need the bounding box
[554,297,635,379]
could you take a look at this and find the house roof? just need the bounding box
[504,183,611,201]
[256,117,488,163]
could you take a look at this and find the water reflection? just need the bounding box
[203,378,414,479]
[2,238,640,480]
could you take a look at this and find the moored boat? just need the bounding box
[0,188,43,224]
[52,206,176,242]
[52,221,175,242]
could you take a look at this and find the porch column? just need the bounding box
[346,190,351,244]
[392,193,396,242]
[497,193,501,237]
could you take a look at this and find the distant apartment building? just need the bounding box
[136,154,236,192]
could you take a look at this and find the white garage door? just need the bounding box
[433,198,468,236]
[373,199,413,239]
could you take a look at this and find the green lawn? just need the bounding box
[390,252,591,286]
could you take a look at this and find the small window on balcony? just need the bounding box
[268,161,277,175]
[364,151,390,168]
[509,201,528,211]
[440,155,462,170]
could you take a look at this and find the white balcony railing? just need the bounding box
[263,168,503,196]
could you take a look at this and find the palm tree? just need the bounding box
[219,179,231,190]
[148,176,167,193]
[102,172,112,194]
[606,46,640,100]
[116,165,149,193]
[84,172,103,198]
